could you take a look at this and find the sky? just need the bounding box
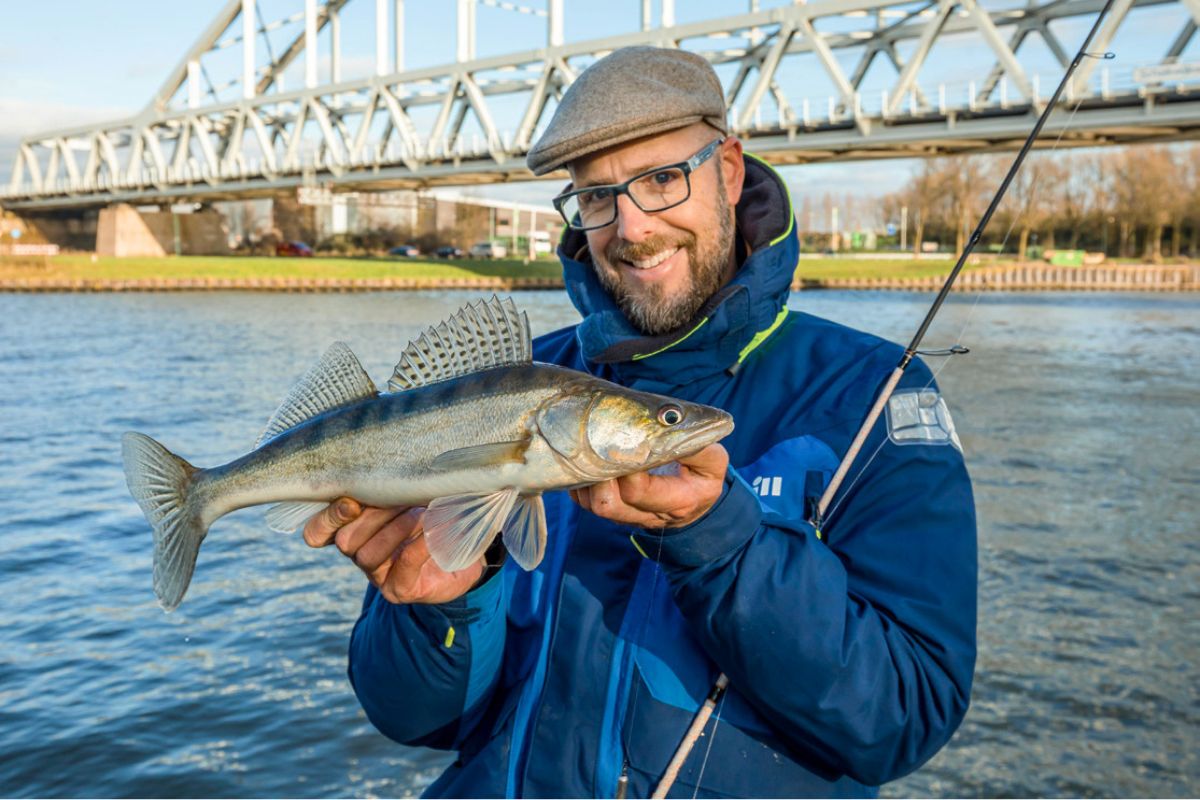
[1,0,1193,213]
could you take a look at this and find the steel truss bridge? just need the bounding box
[5,0,1200,211]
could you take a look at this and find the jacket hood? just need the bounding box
[559,154,798,391]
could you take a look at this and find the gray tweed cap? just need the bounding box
[526,46,728,176]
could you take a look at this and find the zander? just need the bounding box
[122,297,733,611]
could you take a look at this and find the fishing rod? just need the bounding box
[651,2,1117,796]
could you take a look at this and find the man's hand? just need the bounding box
[569,443,729,529]
[303,499,485,605]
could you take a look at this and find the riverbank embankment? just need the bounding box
[1,255,1197,292]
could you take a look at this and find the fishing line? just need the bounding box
[690,683,727,799]
[615,525,667,798]
[820,74,1101,533]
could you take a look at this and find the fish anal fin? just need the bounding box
[502,494,546,571]
[429,439,529,472]
[257,342,378,448]
[424,489,519,573]
[265,501,330,533]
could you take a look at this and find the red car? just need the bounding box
[276,241,314,257]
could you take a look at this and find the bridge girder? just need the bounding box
[5,0,1200,211]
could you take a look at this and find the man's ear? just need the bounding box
[720,137,746,206]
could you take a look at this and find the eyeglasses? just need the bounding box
[553,138,724,232]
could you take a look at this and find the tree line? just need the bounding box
[880,144,1200,262]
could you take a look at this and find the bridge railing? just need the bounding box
[2,59,1196,205]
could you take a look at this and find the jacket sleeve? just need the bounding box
[631,368,977,786]
[347,570,507,750]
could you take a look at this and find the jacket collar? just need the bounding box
[560,154,798,392]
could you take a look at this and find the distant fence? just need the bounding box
[794,264,1200,292]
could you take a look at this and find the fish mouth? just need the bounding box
[666,413,735,457]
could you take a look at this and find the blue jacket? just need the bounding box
[347,156,977,798]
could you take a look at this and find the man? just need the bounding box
[305,47,977,798]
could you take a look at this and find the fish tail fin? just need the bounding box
[121,432,207,612]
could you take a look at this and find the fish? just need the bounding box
[122,296,734,611]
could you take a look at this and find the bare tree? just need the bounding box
[995,153,1054,261]
[904,160,944,256]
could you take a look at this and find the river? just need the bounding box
[0,290,1195,797]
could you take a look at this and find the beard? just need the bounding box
[592,184,735,336]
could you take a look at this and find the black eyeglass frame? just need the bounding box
[552,138,725,232]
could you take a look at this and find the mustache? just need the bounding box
[604,232,696,265]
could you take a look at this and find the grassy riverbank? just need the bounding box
[0,253,966,283]
[3,254,1194,293]
[0,253,564,282]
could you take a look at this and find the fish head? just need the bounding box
[536,382,734,481]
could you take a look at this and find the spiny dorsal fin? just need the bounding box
[257,342,378,448]
[388,296,531,392]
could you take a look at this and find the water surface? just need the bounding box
[0,290,1195,797]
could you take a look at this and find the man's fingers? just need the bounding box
[303,497,363,547]
[569,487,590,513]
[354,508,424,572]
[334,505,408,557]
[677,443,730,479]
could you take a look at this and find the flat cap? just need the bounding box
[526,46,727,176]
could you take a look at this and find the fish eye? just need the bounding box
[657,404,684,426]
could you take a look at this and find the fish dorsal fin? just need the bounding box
[257,342,379,448]
[388,296,531,392]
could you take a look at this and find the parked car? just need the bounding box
[469,241,508,259]
[276,241,313,257]
[435,246,465,259]
[389,244,420,257]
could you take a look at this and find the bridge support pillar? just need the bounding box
[1,208,98,251]
[96,204,231,257]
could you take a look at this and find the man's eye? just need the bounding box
[651,171,679,186]
[586,187,613,203]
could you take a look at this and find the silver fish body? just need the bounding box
[123,298,734,611]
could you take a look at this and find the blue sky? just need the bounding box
[1,1,1192,208]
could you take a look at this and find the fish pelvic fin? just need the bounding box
[503,494,547,571]
[121,432,206,612]
[424,488,519,573]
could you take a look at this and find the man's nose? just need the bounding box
[614,193,655,243]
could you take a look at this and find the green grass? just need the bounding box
[0,253,564,282]
[793,258,968,281]
[0,253,1027,284]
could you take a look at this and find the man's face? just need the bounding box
[568,124,745,336]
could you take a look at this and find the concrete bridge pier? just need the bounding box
[1,208,97,251]
[2,204,232,256]
[96,204,231,257]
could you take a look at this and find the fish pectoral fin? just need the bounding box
[265,501,332,533]
[424,488,519,573]
[502,494,547,571]
[429,439,530,471]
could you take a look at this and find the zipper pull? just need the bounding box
[615,760,630,799]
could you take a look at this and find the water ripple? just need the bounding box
[0,291,1195,797]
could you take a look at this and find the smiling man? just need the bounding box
[307,46,977,798]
